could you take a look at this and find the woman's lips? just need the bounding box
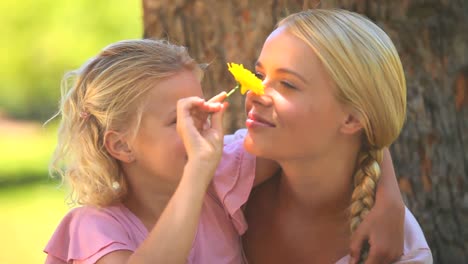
[246,112,276,128]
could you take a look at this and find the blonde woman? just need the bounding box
[242,9,432,264]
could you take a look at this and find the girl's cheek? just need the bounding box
[177,137,187,155]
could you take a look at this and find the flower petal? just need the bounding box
[227,63,264,95]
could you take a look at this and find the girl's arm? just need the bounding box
[97,95,227,264]
[349,148,405,264]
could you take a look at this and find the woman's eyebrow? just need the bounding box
[255,61,263,69]
[255,61,308,84]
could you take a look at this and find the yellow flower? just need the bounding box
[226,63,264,96]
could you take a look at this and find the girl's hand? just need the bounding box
[349,200,404,264]
[176,92,228,171]
[349,149,405,264]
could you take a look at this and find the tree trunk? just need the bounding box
[142,0,468,262]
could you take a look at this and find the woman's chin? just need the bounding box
[243,133,274,158]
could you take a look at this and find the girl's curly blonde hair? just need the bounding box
[48,39,202,207]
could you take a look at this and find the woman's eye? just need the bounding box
[281,81,296,89]
[255,72,265,80]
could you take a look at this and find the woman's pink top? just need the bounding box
[44,133,256,264]
[334,207,432,263]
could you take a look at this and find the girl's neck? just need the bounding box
[123,184,174,231]
[120,163,181,231]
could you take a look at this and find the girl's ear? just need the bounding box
[340,113,363,135]
[104,130,134,163]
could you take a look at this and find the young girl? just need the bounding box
[44,38,404,264]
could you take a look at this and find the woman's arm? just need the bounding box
[349,148,405,264]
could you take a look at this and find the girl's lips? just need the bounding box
[246,112,276,128]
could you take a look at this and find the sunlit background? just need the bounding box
[0,1,142,262]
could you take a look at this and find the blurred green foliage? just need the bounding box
[0,122,56,184]
[0,183,69,263]
[0,2,142,262]
[0,0,142,121]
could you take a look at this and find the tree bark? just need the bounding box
[142,0,468,262]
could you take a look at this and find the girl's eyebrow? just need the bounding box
[255,61,308,84]
[163,109,177,123]
[168,109,176,117]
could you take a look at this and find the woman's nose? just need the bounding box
[245,86,273,108]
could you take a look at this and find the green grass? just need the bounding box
[0,120,69,263]
[0,122,56,184]
[0,182,69,264]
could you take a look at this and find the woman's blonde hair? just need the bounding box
[48,39,202,207]
[278,9,406,261]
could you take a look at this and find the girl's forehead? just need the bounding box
[144,71,204,112]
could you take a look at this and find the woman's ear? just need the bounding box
[104,130,134,163]
[340,113,363,135]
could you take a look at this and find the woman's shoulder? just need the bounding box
[202,129,256,234]
[399,207,433,263]
[214,128,255,188]
[44,204,144,264]
[223,128,248,145]
[337,207,433,264]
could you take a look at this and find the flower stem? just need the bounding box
[226,84,240,97]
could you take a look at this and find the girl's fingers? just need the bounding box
[202,102,224,112]
[177,96,227,136]
[177,97,204,119]
[191,102,222,128]
[210,103,226,133]
[208,91,227,103]
[177,97,204,133]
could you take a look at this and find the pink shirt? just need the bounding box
[44,129,432,263]
[44,135,255,264]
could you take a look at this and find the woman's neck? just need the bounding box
[243,145,360,263]
[276,144,359,217]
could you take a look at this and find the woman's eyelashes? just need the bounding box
[255,71,297,90]
[254,72,265,80]
[280,80,296,89]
